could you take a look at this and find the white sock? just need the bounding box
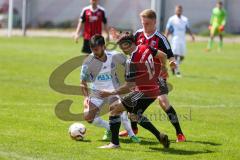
[92,117,110,131]
[121,111,135,137]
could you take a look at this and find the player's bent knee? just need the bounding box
[84,114,94,123]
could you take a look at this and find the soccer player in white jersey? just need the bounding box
[165,5,195,77]
[80,34,140,143]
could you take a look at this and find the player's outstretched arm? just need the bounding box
[99,82,134,98]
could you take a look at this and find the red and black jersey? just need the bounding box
[125,45,160,98]
[134,29,174,79]
[80,5,107,40]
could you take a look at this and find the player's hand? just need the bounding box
[191,35,195,42]
[219,25,225,32]
[169,60,177,70]
[109,27,121,40]
[99,90,113,98]
[74,34,80,43]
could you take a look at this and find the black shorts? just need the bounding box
[121,91,156,114]
[82,39,92,54]
[158,78,169,95]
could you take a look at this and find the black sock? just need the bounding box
[137,115,161,141]
[131,121,138,130]
[109,116,121,145]
[166,106,183,135]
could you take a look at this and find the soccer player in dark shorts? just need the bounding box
[74,0,109,54]
[98,33,170,149]
[118,9,186,142]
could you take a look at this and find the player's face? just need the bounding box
[119,42,134,55]
[141,17,156,33]
[90,0,98,5]
[217,3,223,9]
[175,7,183,16]
[91,45,105,59]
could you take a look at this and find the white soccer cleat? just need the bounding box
[98,143,120,149]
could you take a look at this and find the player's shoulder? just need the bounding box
[181,15,188,21]
[169,15,176,21]
[134,28,144,36]
[155,30,167,40]
[82,5,91,12]
[106,50,126,58]
[82,54,95,66]
[97,5,106,12]
[105,50,119,56]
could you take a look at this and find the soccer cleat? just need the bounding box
[176,134,186,142]
[102,130,111,140]
[119,128,138,137]
[98,143,120,149]
[130,136,141,143]
[159,133,170,148]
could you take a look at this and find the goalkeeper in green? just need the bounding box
[206,1,227,51]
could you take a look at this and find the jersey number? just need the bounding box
[145,55,155,79]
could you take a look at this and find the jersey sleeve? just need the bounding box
[125,60,136,82]
[102,10,107,24]
[186,18,190,29]
[158,34,174,59]
[166,18,172,30]
[80,64,89,81]
[80,9,86,23]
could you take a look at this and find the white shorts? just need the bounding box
[89,95,120,109]
[172,40,186,56]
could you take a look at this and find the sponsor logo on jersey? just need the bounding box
[97,73,112,81]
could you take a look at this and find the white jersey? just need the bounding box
[81,50,126,95]
[166,15,190,42]
[166,15,190,55]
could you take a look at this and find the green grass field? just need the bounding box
[0,36,240,160]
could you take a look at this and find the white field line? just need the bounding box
[0,150,42,160]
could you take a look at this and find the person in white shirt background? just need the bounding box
[165,5,195,77]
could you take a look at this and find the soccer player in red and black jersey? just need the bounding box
[119,9,186,142]
[74,0,109,54]
[98,33,170,149]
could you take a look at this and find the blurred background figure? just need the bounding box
[165,5,195,77]
[206,1,227,52]
[74,0,109,54]
[0,0,20,28]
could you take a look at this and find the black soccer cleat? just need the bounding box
[159,133,170,148]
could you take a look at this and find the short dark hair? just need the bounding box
[217,1,223,5]
[90,34,105,48]
[117,32,135,46]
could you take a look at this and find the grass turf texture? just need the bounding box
[0,37,240,160]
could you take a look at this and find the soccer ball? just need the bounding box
[68,123,86,141]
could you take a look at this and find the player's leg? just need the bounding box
[99,100,125,148]
[84,97,111,140]
[218,33,223,52]
[158,79,185,142]
[174,55,181,77]
[207,26,217,51]
[124,92,170,148]
[120,111,141,143]
[82,39,92,54]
